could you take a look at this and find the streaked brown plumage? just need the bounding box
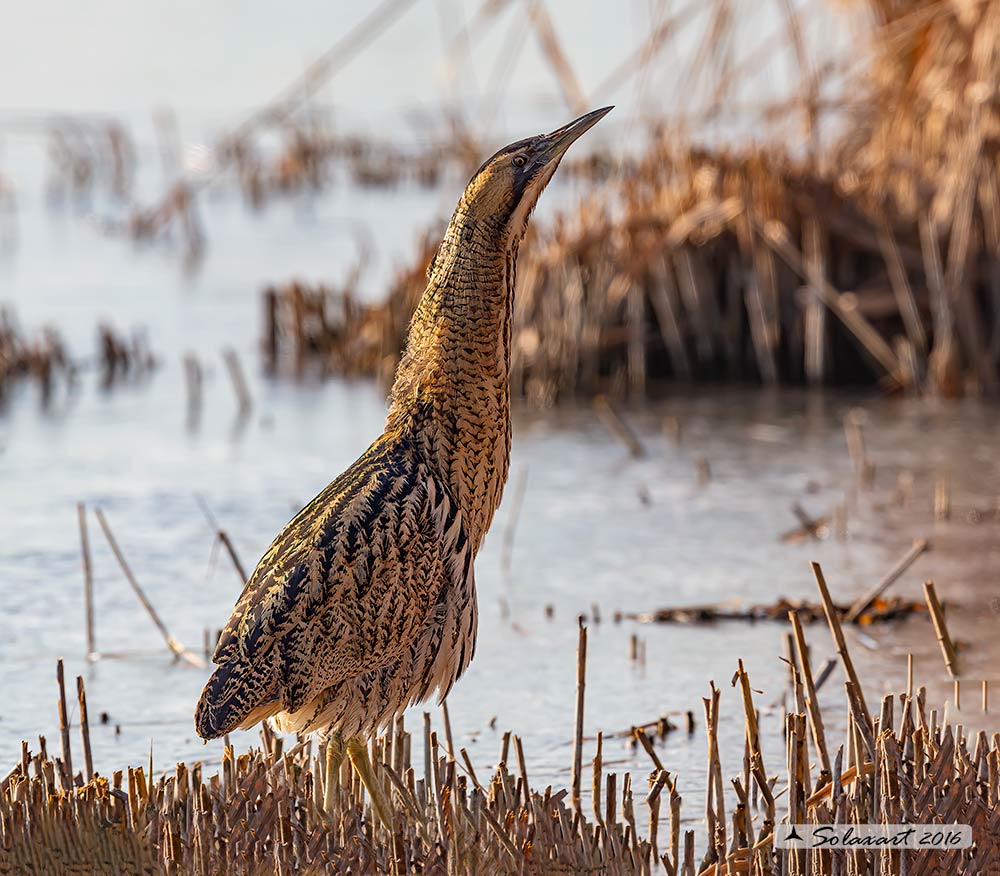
[195,107,612,743]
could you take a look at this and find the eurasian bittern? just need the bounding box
[195,108,612,805]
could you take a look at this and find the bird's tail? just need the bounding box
[195,657,280,740]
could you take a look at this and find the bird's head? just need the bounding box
[458,106,613,248]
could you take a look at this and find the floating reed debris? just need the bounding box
[779,502,829,543]
[623,593,925,626]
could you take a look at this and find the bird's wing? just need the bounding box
[211,434,473,714]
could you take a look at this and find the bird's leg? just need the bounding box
[346,736,392,829]
[323,730,344,814]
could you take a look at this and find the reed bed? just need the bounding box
[259,0,1000,400]
[5,564,999,875]
[0,309,156,407]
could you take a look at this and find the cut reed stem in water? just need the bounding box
[77,502,96,659]
[222,347,252,417]
[76,676,93,781]
[843,537,930,623]
[593,394,645,458]
[94,508,205,668]
[923,579,960,677]
[55,658,73,785]
[500,467,528,578]
[811,560,870,724]
[571,619,587,810]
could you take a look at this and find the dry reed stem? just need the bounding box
[75,676,93,781]
[523,0,587,114]
[222,347,252,417]
[0,652,957,874]
[843,537,930,623]
[77,502,96,658]
[500,467,529,578]
[55,659,73,785]
[94,508,204,668]
[788,610,831,777]
[923,579,959,677]
[757,220,901,379]
[195,495,249,585]
[811,561,871,724]
[593,394,645,458]
[571,619,587,810]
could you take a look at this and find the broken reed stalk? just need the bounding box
[500,467,528,578]
[77,502,96,658]
[571,619,587,810]
[758,221,901,380]
[76,676,93,781]
[222,347,252,417]
[593,394,645,458]
[218,531,248,584]
[934,473,951,520]
[263,287,279,373]
[55,659,73,785]
[702,681,726,862]
[93,508,204,668]
[843,537,930,623]
[842,409,872,485]
[788,610,831,776]
[440,700,456,761]
[811,561,871,724]
[813,656,837,693]
[923,579,960,677]
[195,494,249,585]
[183,353,202,428]
[592,730,603,825]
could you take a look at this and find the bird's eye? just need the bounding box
[512,155,526,168]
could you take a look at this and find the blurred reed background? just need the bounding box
[5,0,1000,403]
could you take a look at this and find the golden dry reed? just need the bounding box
[262,0,1000,401]
[4,600,1000,876]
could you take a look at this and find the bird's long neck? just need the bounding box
[387,206,516,553]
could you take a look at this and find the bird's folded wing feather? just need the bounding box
[211,436,472,713]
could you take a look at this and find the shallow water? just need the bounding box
[4,326,1000,820]
[5,188,1000,827]
[2,1,999,822]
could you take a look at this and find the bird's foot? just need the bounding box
[323,730,344,814]
[346,736,393,829]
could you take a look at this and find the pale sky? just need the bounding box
[0,0,857,136]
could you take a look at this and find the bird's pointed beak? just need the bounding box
[541,106,613,163]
